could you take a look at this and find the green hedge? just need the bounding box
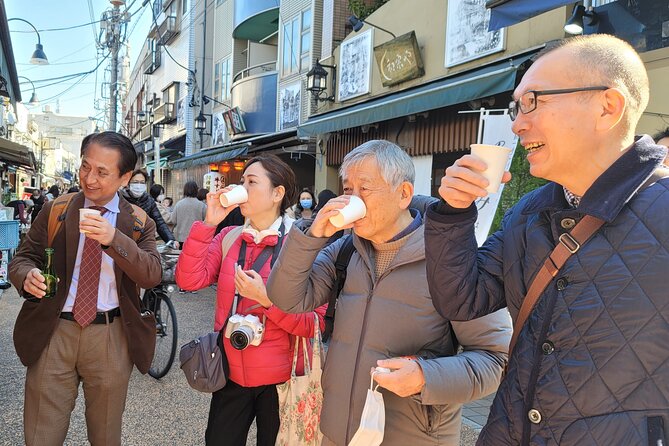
[488,142,547,235]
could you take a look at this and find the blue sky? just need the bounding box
[6,0,151,125]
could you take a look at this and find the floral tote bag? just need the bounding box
[275,313,323,446]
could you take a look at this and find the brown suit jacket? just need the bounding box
[9,192,162,374]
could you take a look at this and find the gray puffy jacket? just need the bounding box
[425,136,669,445]
[267,215,511,445]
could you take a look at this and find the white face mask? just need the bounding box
[348,374,385,446]
[128,183,147,197]
[157,194,166,202]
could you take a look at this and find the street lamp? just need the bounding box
[18,76,39,105]
[7,18,49,65]
[564,4,599,35]
[306,61,336,102]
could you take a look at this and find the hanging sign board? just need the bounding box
[373,31,425,87]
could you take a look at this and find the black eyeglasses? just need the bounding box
[508,86,609,121]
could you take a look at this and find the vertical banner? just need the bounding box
[474,112,518,246]
[411,155,433,197]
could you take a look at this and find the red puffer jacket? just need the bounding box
[176,220,325,387]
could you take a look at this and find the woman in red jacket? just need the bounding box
[175,154,325,446]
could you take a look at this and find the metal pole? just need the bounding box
[154,131,161,185]
[109,2,122,131]
[200,0,207,150]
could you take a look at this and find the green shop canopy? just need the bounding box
[297,52,535,138]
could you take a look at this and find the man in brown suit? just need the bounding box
[9,131,162,446]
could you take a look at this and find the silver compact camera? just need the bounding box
[224,314,265,350]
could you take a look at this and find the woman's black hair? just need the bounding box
[183,181,199,198]
[149,184,164,200]
[242,154,297,215]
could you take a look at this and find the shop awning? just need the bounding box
[170,145,249,170]
[145,157,169,173]
[486,0,574,31]
[0,137,35,168]
[297,53,534,138]
[170,130,301,169]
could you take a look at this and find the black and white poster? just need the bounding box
[338,29,373,102]
[445,0,505,67]
[176,96,185,129]
[211,112,228,146]
[279,83,301,130]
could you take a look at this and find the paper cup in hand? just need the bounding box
[329,195,366,228]
[470,144,513,194]
[79,208,101,233]
[219,185,248,207]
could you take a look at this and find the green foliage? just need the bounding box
[348,0,391,20]
[489,142,547,234]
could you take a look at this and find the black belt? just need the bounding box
[60,307,121,325]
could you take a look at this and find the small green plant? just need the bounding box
[348,0,390,20]
[489,142,547,234]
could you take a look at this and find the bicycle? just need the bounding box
[142,242,180,379]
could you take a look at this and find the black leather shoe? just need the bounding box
[0,281,11,290]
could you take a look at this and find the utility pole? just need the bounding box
[102,1,130,131]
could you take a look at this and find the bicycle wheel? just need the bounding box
[143,289,178,379]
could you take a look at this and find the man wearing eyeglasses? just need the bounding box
[424,34,669,445]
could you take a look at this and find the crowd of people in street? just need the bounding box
[3,34,669,446]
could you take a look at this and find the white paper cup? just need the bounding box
[219,185,248,207]
[470,144,513,194]
[79,208,101,233]
[329,195,366,228]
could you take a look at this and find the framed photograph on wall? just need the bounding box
[279,82,301,130]
[338,29,373,102]
[445,0,505,68]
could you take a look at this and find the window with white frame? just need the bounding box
[282,8,311,76]
[213,57,232,102]
[300,9,312,71]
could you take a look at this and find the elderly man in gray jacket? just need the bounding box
[266,140,512,446]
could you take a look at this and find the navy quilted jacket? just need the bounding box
[424,136,669,445]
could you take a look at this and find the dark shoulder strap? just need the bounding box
[509,215,605,357]
[509,165,668,359]
[47,194,75,248]
[323,235,356,343]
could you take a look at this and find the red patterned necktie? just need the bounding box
[73,206,107,327]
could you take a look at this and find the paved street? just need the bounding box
[0,286,485,445]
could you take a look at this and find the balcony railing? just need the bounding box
[143,47,162,74]
[133,124,152,141]
[233,61,277,83]
[153,102,176,124]
[157,16,179,45]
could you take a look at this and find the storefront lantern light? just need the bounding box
[233,160,245,171]
[221,161,231,173]
[137,110,147,126]
[209,163,219,172]
[306,61,336,103]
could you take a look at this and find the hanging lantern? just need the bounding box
[209,163,219,172]
[233,160,245,171]
[221,161,231,173]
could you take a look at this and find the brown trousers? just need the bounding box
[24,317,133,446]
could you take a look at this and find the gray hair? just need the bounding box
[339,140,415,188]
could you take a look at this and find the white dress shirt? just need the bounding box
[62,194,120,312]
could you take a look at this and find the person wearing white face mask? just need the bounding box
[287,188,317,220]
[122,169,177,246]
